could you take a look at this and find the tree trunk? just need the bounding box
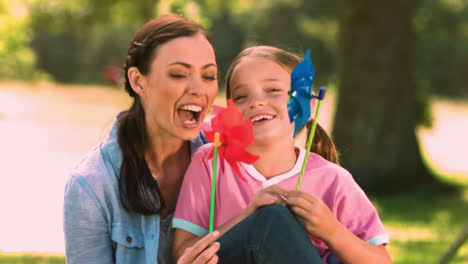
[334,0,453,193]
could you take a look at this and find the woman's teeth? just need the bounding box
[179,104,203,126]
[184,119,197,125]
[180,104,202,112]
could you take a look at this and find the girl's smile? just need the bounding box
[249,112,276,126]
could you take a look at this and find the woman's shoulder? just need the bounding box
[66,134,121,198]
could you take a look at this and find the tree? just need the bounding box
[191,0,246,82]
[28,0,159,83]
[0,0,40,80]
[238,0,337,87]
[333,0,455,193]
[415,0,468,98]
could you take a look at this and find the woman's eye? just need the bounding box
[233,95,247,101]
[203,75,217,81]
[170,73,187,79]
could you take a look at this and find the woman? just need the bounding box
[64,14,221,264]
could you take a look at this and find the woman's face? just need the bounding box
[229,56,294,145]
[138,33,218,140]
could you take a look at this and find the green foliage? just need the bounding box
[415,0,468,97]
[0,0,42,80]
[233,0,337,87]
[27,0,158,83]
[209,12,245,84]
[18,0,468,100]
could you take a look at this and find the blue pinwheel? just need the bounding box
[287,50,328,190]
[287,49,315,136]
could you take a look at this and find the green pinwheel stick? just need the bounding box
[296,87,326,190]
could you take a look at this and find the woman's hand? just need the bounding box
[285,190,340,242]
[176,231,221,264]
[243,185,287,216]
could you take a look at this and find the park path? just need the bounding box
[0,82,466,253]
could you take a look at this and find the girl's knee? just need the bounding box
[255,204,292,222]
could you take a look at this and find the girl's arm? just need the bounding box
[172,212,253,263]
[285,190,392,264]
[173,185,288,262]
[173,211,249,263]
[324,223,391,264]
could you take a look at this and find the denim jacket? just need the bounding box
[64,116,206,264]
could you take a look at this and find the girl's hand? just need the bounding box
[176,231,221,264]
[243,185,287,216]
[285,190,341,242]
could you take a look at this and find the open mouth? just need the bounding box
[250,114,275,125]
[177,104,203,128]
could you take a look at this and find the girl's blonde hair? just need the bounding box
[225,46,301,99]
[224,45,339,164]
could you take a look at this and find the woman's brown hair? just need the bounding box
[224,46,339,164]
[118,14,211,215]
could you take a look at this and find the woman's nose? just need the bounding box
[186,77,205,96]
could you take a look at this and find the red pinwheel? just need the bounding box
[203,99,259,182]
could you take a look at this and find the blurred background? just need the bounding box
[0,0,467,263]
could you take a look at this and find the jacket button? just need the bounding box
[126,236,132,243]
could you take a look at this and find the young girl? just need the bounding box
[172,46,391,264]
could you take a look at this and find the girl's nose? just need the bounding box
[249,93,266,109]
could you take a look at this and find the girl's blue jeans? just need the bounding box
[216,204,325,264]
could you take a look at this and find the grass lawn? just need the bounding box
[374,193,468,264]
[0,81,466,263]
[0,253,64,264]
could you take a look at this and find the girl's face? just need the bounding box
[138,33,218,140]
[229,56,294,145]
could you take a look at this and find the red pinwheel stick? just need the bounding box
[209,132,221,233]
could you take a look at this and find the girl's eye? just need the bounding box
[267,88,282,93]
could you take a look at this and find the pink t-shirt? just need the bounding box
[174,144,389,262]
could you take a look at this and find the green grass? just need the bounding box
[372,193,468,264]
[0,253,64,264]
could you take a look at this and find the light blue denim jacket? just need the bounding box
[64,116,206,264]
